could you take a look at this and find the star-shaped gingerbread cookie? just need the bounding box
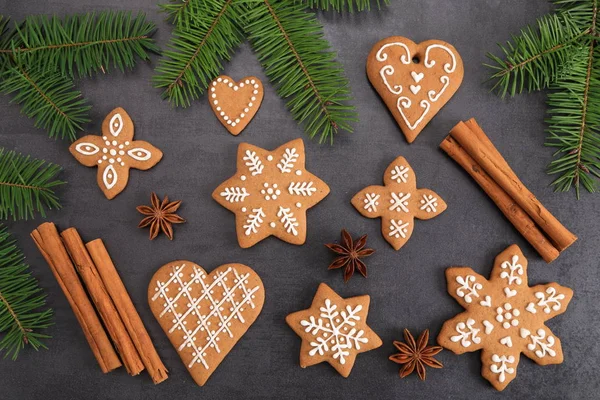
[437,245,573,391]
[351,156,446,250]
[212,139,329,248]
[69,107,163,199]
[286,283,382,377]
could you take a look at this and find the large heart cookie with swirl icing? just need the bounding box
[367,37,464,143]
[148,261,265,386]
[209,75,264,135]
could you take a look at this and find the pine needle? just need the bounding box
[0,224,53,360]
[299,0,389,12]
[0,148,65,220]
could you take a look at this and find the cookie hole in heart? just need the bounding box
[412,56,420,64]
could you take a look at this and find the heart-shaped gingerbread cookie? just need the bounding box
[209,75,264,135]
[148,261,265,386]
[367,37,464,143]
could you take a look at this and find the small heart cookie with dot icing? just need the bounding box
[209,75,264,135]
[148,261,265,386]
[366,36,464,143]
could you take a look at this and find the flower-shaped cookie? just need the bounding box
[351,156,446,250]
[437,245,573,391]
[212,139,329,248]
[69,108,163,199]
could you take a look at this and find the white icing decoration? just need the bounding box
[277,148,299,173]
[411,71,424,83]
[504,287,517,298]
[480,295,492,307]
[151,263,259,369]
[388,192,410,212]
[428,76,450,102]
[450,318,481,347]
[300,299,368,365]
[260,183,281,201]
[424,44,457,73]
[288,182,316,196]
[243,150,264,176]
[522,328,556,358]
[75,143,100,156]
[491,355,515,383]
[419,194,439,213]
[379,65,403,95]
[396,97,431,131]
[495,303,519,329]
[535,287,565,314]
[277,207,299,236]
[500,255,524,286]
[455,275,482,303]
[389,219,409,239]
[220,187,249,203]
[375,42,411,95]
[127,148,152,161]
[391,165,410,183]
[211,78,261,124]
[483,320,494,335]
[109,113,123,137]
[500,336,513,348]
[363,193,380,213]
[526,303,537,314]
[410,85,421,95]
[102,165,117,190]
[243,208,265,236]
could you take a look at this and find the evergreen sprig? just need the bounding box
[156,0,383,143]
[486,0,600,197]
[0,224,53,360]
[0,148,65,221]
[0,11,159,140]
[246,0,356,143]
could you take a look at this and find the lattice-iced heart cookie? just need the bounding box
[212,138,330,248]
[437,245,573,391]
[148,261,265,386]
[69,107,163,199]
[367,37,463,143]
[209,75,264,135]
[351,156,446,250]
[286,283,382,377]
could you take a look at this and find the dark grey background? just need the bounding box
[1,0,598,399]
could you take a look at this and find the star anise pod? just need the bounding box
[137,192,185,240]
[389,329,443,381]
[325,229,375,282]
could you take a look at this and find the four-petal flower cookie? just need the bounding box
[351,156,446,250]
[69,108,163,199]
[286,283,382,377]
[437,245,573,391]
[212,139,330,248]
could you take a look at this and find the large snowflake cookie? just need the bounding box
[286,283,382,377]
[351,156,446,250]
[437,245,573,391]
[148,261,265,386]
[69,107,163,199]
[212,138,330,248]
[366,36,463,143]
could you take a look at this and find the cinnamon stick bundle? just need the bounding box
[31,223,121,373]
[86,239,168,384]
[61,228,145,376]
[441,119,577,263]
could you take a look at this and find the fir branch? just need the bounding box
[299,0,389,12]
[0,65,91,140]
[246,0,356,143]
[0,148,65,220]
[160,0,194,27]
[0,225,53,360]
[153,0,246,107]
[1,11,159,78]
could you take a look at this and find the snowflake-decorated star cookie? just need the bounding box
[212,139,330,248]
[286,283,382,377]
[351,156,446,250]
[69,108,163,199]
[437,245,573,391]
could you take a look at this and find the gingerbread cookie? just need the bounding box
[351,156,446,251]
[367,37,464,143]
[69,108,163,199]
[286,283,382,377]
[148,261,265,386]
[212,138,330,248]
[209,75,264,135]
[437,245,573,391]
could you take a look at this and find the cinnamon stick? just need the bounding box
[61,228,145,376]
[440,136,560,262]
[449,121,577,252]
[31,223,121,373]
[86,239,168,384]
